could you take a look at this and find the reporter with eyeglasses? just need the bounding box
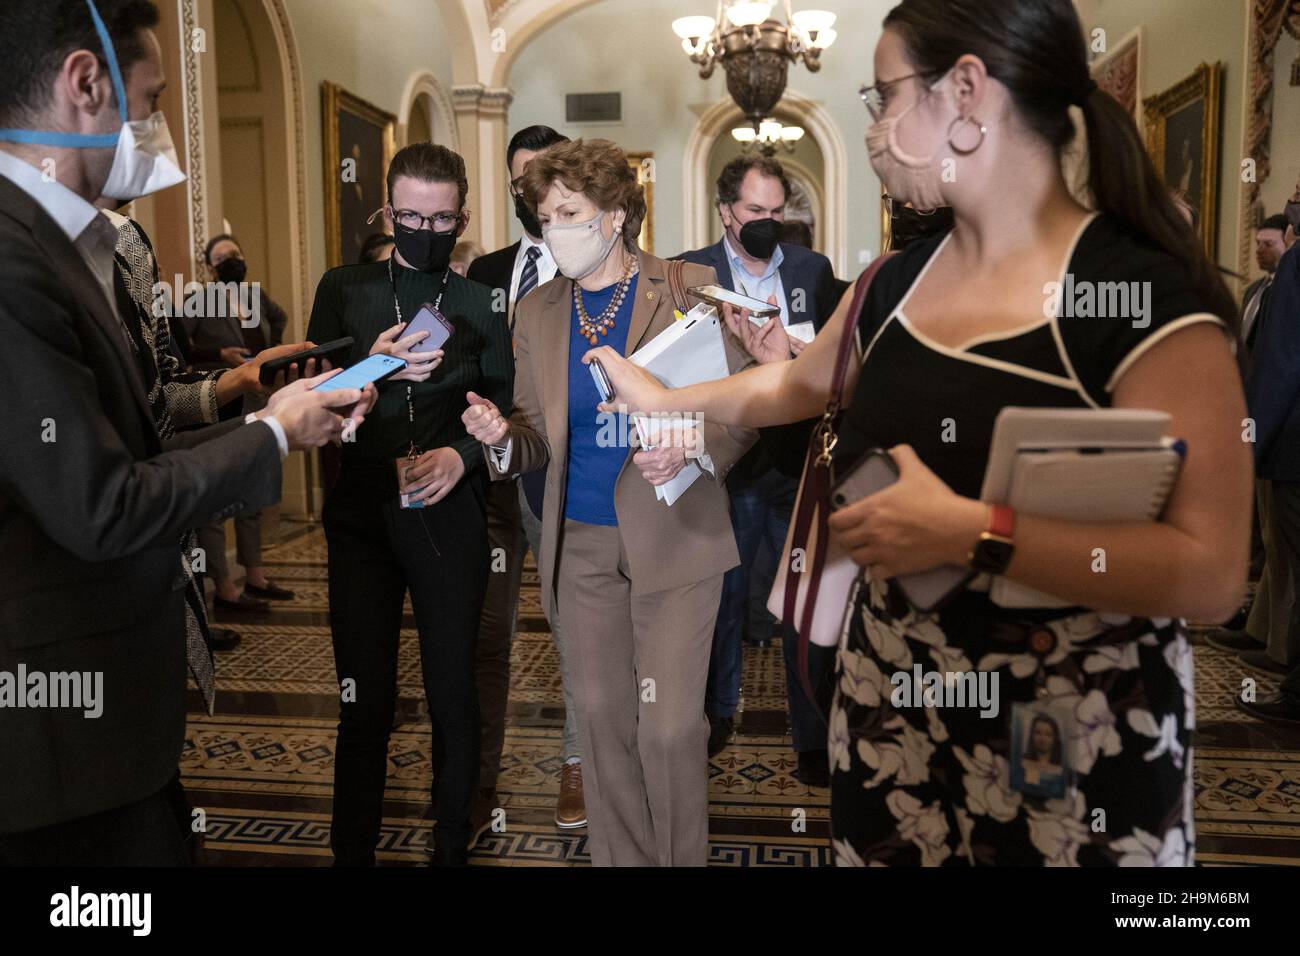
[306,142,513,867]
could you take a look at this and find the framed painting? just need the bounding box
[1090,26,1142,124]
[626,151,655,254]
[1144,62,1224,258]
[322,82,396,269]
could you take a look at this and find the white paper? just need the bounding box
[628,307,730,507]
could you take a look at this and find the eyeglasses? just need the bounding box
[859,71,944,122]
[387,206,462,232]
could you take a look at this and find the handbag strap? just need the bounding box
[665,258,690,314]
[789,252,897,707]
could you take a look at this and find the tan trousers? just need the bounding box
[555,519,722,866]
[1247,478,1300,667]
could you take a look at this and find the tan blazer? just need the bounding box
[487,249,758,619]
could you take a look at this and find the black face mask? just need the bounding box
[214,257,247,284]
[515,193,543,239]
[393,221,457,273]
[735,216,783,260]
[890,204,955,250]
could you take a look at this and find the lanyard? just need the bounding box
[387,257,450,460]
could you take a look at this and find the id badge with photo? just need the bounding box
[1008,700,1076,800]
[397,447,426,510]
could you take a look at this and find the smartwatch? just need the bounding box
[969,505,1016,575]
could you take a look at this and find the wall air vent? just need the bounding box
[566,92,622,124]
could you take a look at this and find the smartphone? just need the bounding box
[312,353,406,393]
[590,358,615,403]
[830,448,973,614]
[688,283,781,319]
[400,302,455,354]
[258,336,354,386]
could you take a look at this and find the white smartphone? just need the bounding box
[830,449,973,614]
[688,284,781,319]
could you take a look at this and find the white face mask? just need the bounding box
[543,211,622,280]
[99,112,187,202]
[866,70,952,211]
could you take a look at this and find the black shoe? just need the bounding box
[1238,649,1291,678]
[1234,691,1300,725]
[213,593,270,616]
[1206,628,1264,654]
[430,842,469,866]
[244,580,296,601]
[208,627,241,651]
[1221,604,1251,632]
[707,715,733,758]
[794,749,830,788]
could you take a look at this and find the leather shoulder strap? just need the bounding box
[666,258,690,313]
[830,252,896,407]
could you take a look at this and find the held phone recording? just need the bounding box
[312,353,406,393]
[400,302,456,354]
[688,284,781,321]
[590,358,615,403]
[830,448,973,614]
[258,337,354,386]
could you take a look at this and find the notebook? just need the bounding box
[983,410,1184,608]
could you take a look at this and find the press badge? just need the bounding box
[1008,700,1076,800]
[397,448,426,510]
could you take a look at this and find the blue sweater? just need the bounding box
[564,275,638,525]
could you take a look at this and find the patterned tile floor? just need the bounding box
[185,520,1300,866]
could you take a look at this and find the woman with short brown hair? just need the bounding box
[462,138,756,865]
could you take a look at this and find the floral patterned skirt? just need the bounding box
[829,577,1196,866]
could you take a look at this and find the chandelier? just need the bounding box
[732,117,805,155]
[672,1,837,125]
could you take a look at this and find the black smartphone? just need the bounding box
[830,448,973,614]
[258,336,354,386]
[400,303,455,354]
[590,358,615,402]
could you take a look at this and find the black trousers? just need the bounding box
[0,781,190,866]
[323,464,488,863]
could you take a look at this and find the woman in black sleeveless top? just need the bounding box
[589,0,1250,866]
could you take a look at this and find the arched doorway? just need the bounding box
[684,90,849,275]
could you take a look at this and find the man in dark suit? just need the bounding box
[0,0,368,864]
[1241,214,1290,358]
[459,125,589,833]
[676,154,838,783]
[1236,182,1300,723]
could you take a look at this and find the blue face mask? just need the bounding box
[0,0,186,200]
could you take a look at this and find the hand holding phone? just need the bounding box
[257,337,354,387]
[401,303,455,354]
[829,448,973,613]
[590,358,615,403]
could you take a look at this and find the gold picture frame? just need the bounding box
[322,82,396,269]
[1143,62,1223,258]
[626,151,655,255]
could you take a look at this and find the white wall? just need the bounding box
[505,0,890,272]
[1083,0,1248,270]
[280,0,458,287]
[1262,30,1300,227]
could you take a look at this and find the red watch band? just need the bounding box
[988,505,1016,540]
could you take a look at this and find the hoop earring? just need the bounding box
[947,115,987,156]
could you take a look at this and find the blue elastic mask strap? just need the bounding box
[0,0,129,148]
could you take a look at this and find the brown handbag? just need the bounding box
[766,253,897,704]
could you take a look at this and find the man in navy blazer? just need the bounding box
[1238,182,1300,724]
[676,155,840,781]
